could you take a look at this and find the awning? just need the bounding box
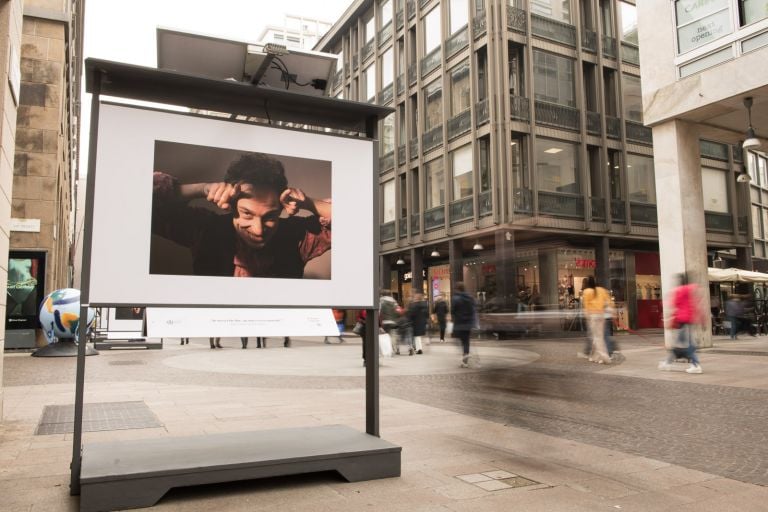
[708,267,768,283]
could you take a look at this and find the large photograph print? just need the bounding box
[88,103,374,308]
[151,142,332,280]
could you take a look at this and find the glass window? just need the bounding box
[511,134,527,189]
[381,0,393,26]
[748,152,758,184]
[601,0,614,37]
[675,0,732,54]
[622,74,643,122]
[477,48,488,100]
[449,61,470,115]
[531,0,571,23]
[452,144,473,199]
[382,47,394,87]
[365,16,376,44]
[536,139,579,194]
[383,180,396,222]
[399,174,408,218]
[702,168,729,213]
[533,50,576,107]
[412,168,420,212]
[364,64,376,101]
[398,103,406,145]
[336,51,344,71]
[760,155,768,189]
[382,113,395,154]
[426,158,445,208]
[424,80,443,130]
[762,208,768,240]
[450,0,469,34]
[753,204,763,238]
[424,8,441,54]
[741,0,768,25]
[627,154,656,203]
[479,136,491,192]
[619,1,638,44]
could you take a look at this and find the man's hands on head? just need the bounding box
[204,182,240,211]
[280,188,307,216]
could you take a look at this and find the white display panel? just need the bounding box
[88,103,375,307]
[145,308,338,337]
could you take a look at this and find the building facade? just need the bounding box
[257,15,333,50]
[5,0,83,350]
[317,0,763,332]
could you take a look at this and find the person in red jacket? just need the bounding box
[659,273,704,374]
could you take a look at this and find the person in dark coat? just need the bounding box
[451,282,477,368]
[433,295,448,342]
[407,292,429,354]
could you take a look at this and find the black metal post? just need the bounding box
[365,115,380,437]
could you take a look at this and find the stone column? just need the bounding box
[449,239,463,290]
[538,249,559,308]
[380,256,392,293]
[410,247,424,297]
[595,237,610,289]
[653,119,712,347]
[494,229,516,307]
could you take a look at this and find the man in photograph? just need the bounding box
[151,152,331,278]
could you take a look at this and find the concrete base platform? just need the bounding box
[93,338,162,350]
[32,340,99,357]
[78,424,401,512]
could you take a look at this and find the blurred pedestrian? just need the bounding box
[356,309,368,365]
[180,338,189,345]
[582,276,611,364]
[240,337,249,349]
[325,309,346,344]
[209,337,222,349]
[380,290,400,353]
[659,272,704,374]
[433,295,448,343]
[256,337,266,348]
[451,282,477,368]
[725,295,742,340]
[407,292,429,354]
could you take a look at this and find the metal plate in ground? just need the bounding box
[35,401,162,435]
[108,360,146,366]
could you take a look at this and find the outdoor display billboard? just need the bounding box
[87,103,375,307]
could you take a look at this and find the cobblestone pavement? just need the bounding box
[4,336,768,488]
[382,340,768,488]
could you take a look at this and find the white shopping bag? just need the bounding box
[379,332,394,357]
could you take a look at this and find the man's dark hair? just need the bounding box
[586,276,596,289]
[456,282,466,293]
[224,152,287,196]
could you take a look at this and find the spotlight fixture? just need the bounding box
[737,165,752,183]
[396,257,405,265]
[743,97,761,150]
[430,248,440,258]
[472,241,484,251]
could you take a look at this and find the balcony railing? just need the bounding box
[506,6,526,33]
[626,120,652,144]
[411,213,420,234]
[582,29,597,52]
[514,188,533,214]
[611,199,626,223]
[424,205,445,231]
[362,39,375,61]
[479,189,492,217]
[590,197,605,220]
[586,111,602,135]
[510,95,530,122]
[396,73,405,95]
[396,9,404,30]
[534,100,579,131]
[450,196,474,224]
[705,211,734,232]
[381,221,396,241]
[446,26,469,58]
[398,144,406,165]
[606,116,621,139]
[421,46,441,77]
[602,36,617,58]
[398,217,408,238]
[621,41,640,65]
[422,125,443,152]
[378,22,393,46]
[418,0,429,8]
[630,202,657,225]
[407,62,417,85]
[379,83,394,104]
[473,11,487,38]
[447,109,471,140]
[531,14,576,47]
[380,151,395,171]
[538,191,584,218]
[333,69,343,89]
[409,137,419,160]
[476,98,490,126]
[407,0,416,20]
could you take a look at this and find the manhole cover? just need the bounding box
[35,401,162,435]
[108,360,146,366]
[456,470,539,491]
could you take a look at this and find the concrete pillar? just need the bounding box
[494,229,516,307]
[595,237,610,289]
[410,248,424,297]
[380,256,392,292]
[736,247,752,270]
[653,119,712,348]
[448,239,463,290]
[538,249,559,308]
